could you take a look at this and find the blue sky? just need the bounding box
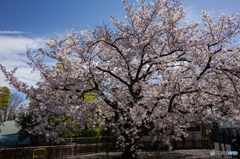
[0,0,240,91]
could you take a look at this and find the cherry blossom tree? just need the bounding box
[1,0,240,158]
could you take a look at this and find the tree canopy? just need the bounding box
[1,0,240,158]
[0,87,10,111]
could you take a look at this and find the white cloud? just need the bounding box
[0,31,25,34]
[183,6,203,23]
[0,35,49,89]
[182,6,232,24]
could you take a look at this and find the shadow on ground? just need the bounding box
[66,150,233,159]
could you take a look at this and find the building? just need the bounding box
[0,118,30,148]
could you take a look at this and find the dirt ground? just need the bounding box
[66,149,235,159]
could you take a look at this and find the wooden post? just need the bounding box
[71,138,74,156]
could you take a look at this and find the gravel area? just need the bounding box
[152,149,233,159]
[66,149,236,159]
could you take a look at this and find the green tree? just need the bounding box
[1,92,26,122]
[0,87,11,124]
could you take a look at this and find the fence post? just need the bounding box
[237,128,240,158]
[228,128,232,151]
[96,137,99,153]
[59,147,62,159]
[48,143,51,159]
[70,138,74,156]
[74,137,77,156]
[211,128,215,149]
[74,145,76,156]
[237,128,239,143]
[114,135,117,151]
[222,129,226,151]
[214,122,224,158]
[15,147,17,159]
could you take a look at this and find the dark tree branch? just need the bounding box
[197,48,222,80]
[93,40,133,83]
[168,90,200,112]
[96,66,130,87]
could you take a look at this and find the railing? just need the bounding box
[1,130,240,159]
[0,136,116,159]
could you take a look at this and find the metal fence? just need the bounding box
[0,136,215,159]
[1,129,240,159]
[211,128,240,143]
[211,128,240,151]
[0,136,116,159]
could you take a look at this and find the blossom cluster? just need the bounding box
[1,0,240,157]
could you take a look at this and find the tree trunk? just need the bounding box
[118,123,149,158]
[121,137,139,159]
[122,149,133,159]
[122,146,136,159]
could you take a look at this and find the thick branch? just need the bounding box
[90,39,133,82]
[96,66,130,87]
[168,90,200,112]
[197,48,222,80]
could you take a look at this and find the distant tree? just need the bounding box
[0,87,10,110]
[0,87,10,124]
[1,91,26,122]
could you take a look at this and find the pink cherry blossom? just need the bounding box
[1,0,240,158]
